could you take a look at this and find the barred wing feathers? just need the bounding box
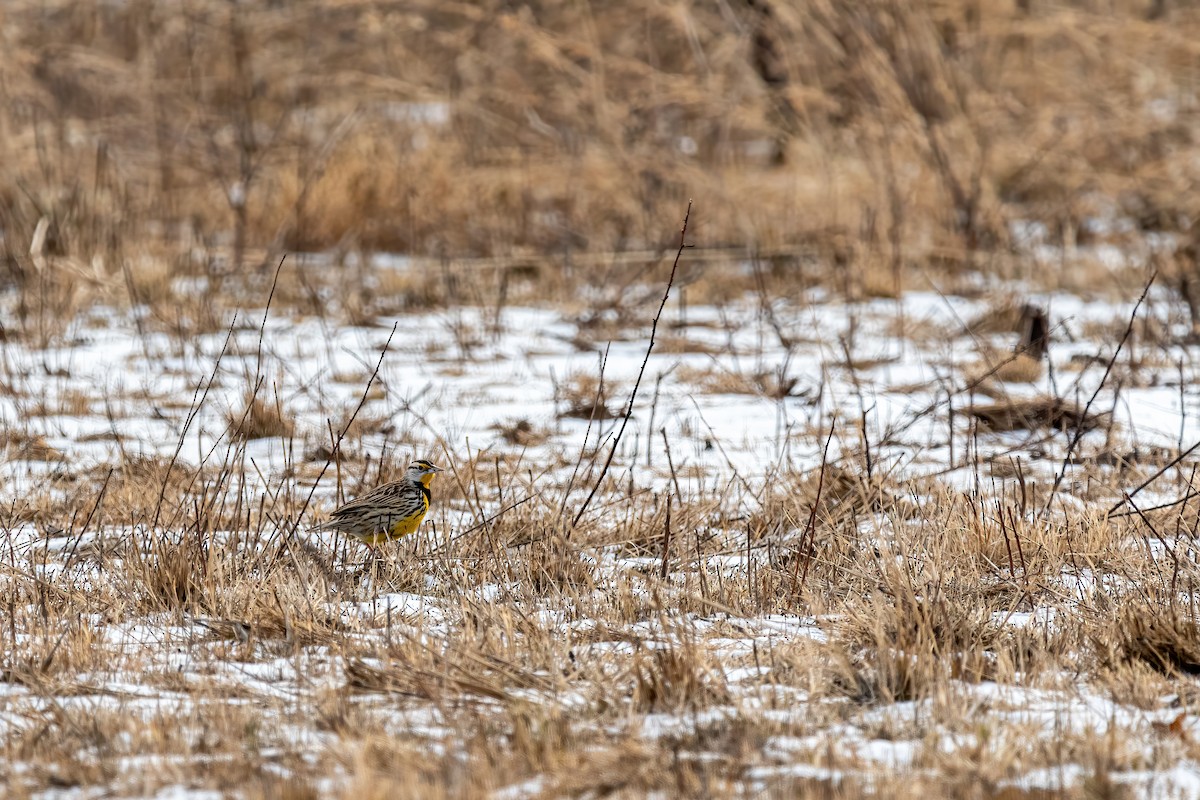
[315,479,431,539]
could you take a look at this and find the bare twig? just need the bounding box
[795,415,837,594]
[447,494,540,546]
[1107,438,1200,517]
[1044,270,1156,515]
[263,323,399,569]
[571,201,692,530]
[254,254,287,382]
[152,314,239,531]
[62,468,113,574]
[659,495,673,580]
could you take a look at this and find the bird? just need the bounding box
[315,459,443,548]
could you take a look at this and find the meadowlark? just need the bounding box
[316,459,443,547]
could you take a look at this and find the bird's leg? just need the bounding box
[353,540,378,571]
[365,541,389,569]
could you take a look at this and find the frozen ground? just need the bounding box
[6,287,1197,493]
[3,280,1200,797]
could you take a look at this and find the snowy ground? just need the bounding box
[8,285,1198,493]
[3,275,1200,798]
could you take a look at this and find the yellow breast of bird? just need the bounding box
[385,494,429,540]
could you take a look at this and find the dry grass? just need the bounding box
[969,397,1109,434]
[2,360,1195,794]
[0,0,1196,337]
[229,392,297,441]
[991,353,1045,384]
[2,1,1200,797]
[555,372,619,420]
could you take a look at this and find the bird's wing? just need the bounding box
[318,481,405,523]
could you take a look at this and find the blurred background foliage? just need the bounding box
[0,0,1197,280]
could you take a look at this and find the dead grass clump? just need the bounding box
[0,615,107,689]
[962,302,1032,338]
[342,739,463,800]
[1107,602,1200,678]
[125,528,335,622]
[521,537,597,595]
[533,743,665,798]
[556,372,618,420]
[228,393,296,441]
[6,268,96,347]
[92,454,197,523]
[676,364,801,399]
[332,410,395,443]
[495,418,551,447]
[969,397,1109,433]
[654,335,721,355]
[768,463,893,533]
[631,643,731,713]
[25,388,93,417]
[198,597,345,654]
[675,365,749,396]
[135,533,210,611]
[991,353,1044,384]
[345,658,503,702]
[828,583,1008,704]
[811,464,888,515]
[504,702,580,776]
[0,430,66,462]
[852,254,904,301]
[302,442,366,468]
[121,256,178,310]
[1076,446,1174,473]
[345,639,552,704]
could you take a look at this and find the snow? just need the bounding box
[4,280,1200,794]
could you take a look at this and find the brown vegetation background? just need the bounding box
[7,4,1200,796]
[2,0,1198,281]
